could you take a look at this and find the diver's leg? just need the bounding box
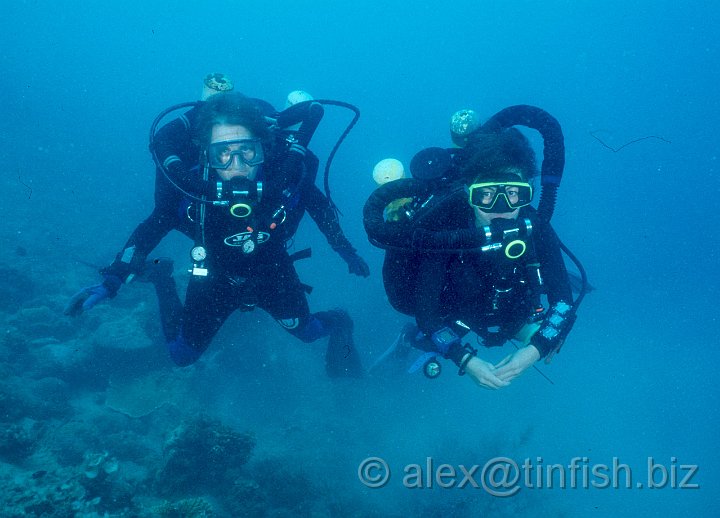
[166,275,238,366]
[313,308,364,378]
[153,267,183,342]
[259,257,363,378]
[133,258,182,341]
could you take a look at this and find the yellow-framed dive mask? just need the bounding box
[467,181,533,213]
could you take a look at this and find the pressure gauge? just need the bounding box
[242,240,255,254]
[190,246,207,262]
[423,358,442,379]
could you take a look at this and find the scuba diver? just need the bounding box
[364,105,588,389]
[66,86,366,377]
[93,74,369,283]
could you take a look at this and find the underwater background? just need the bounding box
[1,0,717,516]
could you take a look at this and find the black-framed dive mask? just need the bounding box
[207,138,265,169]
[467,181,533,213]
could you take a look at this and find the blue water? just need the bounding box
[2,1,717,516]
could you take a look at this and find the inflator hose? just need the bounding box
[315,99,361,208]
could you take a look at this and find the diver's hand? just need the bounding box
[493,345,540,383]
[64,274,122,317]
[64,284,110,317]
[337,249,371,277]
[463,356,510,390]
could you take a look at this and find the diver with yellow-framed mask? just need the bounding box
[364,105,588,389]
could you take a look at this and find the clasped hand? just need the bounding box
[463,344,540,390]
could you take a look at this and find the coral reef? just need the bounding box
[81,450,119,479]
[0,376,71,422]
[7,300,77,344]
[77,449,135,514]
[91,311,155,351]
[0,466,106,517]
[155,414,256,497]
[252,457,318,513]
[0,253,530,518]
[105,371,195,418]
[0,419,41,463]
[151,497,216,517]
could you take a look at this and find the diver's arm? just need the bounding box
[303,183,370,277]
[299,150,355,250]
[66,181,181,316]
[529,220,576,358]
[100,206,175,288]
[413,255,512,389]
[536,221,573,304]
[303,184,355,250]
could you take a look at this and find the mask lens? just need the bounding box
[208,139,264,169]
[469,182,533,212]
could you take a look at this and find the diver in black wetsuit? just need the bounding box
[67,90,365,377]
[116,74,369,283]
[364,105,586,389]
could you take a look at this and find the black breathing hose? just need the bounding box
[480,105,565,223]
[364,105,566,253]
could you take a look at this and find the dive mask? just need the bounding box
[467,181,533,213]
[207,138,265,169]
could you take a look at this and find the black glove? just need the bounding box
[64,275,122,317]
[337,249,370,277]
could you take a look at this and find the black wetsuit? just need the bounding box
[382,199,572,359]
[116,103,359,276]
[152,171,328,366]
[102,106,362,367]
